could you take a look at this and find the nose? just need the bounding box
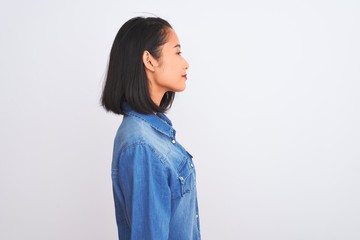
[184,58,189,70]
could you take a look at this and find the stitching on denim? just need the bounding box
[122,141,169,166]
[126,112,172,138]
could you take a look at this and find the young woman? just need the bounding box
[101,17,201,240]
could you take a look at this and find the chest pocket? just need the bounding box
[177,155,196,197]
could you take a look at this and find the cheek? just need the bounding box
[156,57,181,83]
[159,60,175,76]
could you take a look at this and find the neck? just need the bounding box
[150,90,165,107]
[146,70,166,108]
[147,77,165,107]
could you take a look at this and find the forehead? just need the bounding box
[165,29,180,46]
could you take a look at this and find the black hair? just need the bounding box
[101,16,174,115]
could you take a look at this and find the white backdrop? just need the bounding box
[1,0,359,239]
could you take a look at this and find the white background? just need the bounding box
[1,0,359,239]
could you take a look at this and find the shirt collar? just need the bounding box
[122,103,176,139]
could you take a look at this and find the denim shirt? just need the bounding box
[111,103,201,240]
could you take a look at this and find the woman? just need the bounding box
[101,16,201,240]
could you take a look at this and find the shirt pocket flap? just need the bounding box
[177,157,196,197]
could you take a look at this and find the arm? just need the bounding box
[118,144,171,240]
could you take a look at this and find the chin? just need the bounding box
[175,85,186,92]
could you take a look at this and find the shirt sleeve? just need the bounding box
[117,143,171,240]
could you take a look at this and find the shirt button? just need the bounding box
[196,214,199,218]
[190,163,194,168]
[179,176,185,184]
[172,139,176,144]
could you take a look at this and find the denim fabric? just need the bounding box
[111,103,201,240]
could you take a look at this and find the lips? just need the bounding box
[182,74,187,80]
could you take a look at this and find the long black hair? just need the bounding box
[101,16,174,115]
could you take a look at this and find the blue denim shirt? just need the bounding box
[111,103,201,240]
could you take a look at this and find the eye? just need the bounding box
[177,51,182,55]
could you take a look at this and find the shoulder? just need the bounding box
[120,141,167,166]
[115,115,152,146]
[114,115,171,159]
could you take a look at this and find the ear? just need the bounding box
[142,50,157,72]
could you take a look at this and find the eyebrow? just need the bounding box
[173,44,181,48]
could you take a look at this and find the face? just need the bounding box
[152,29,189,94]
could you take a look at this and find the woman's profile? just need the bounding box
[101,16,201,239]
